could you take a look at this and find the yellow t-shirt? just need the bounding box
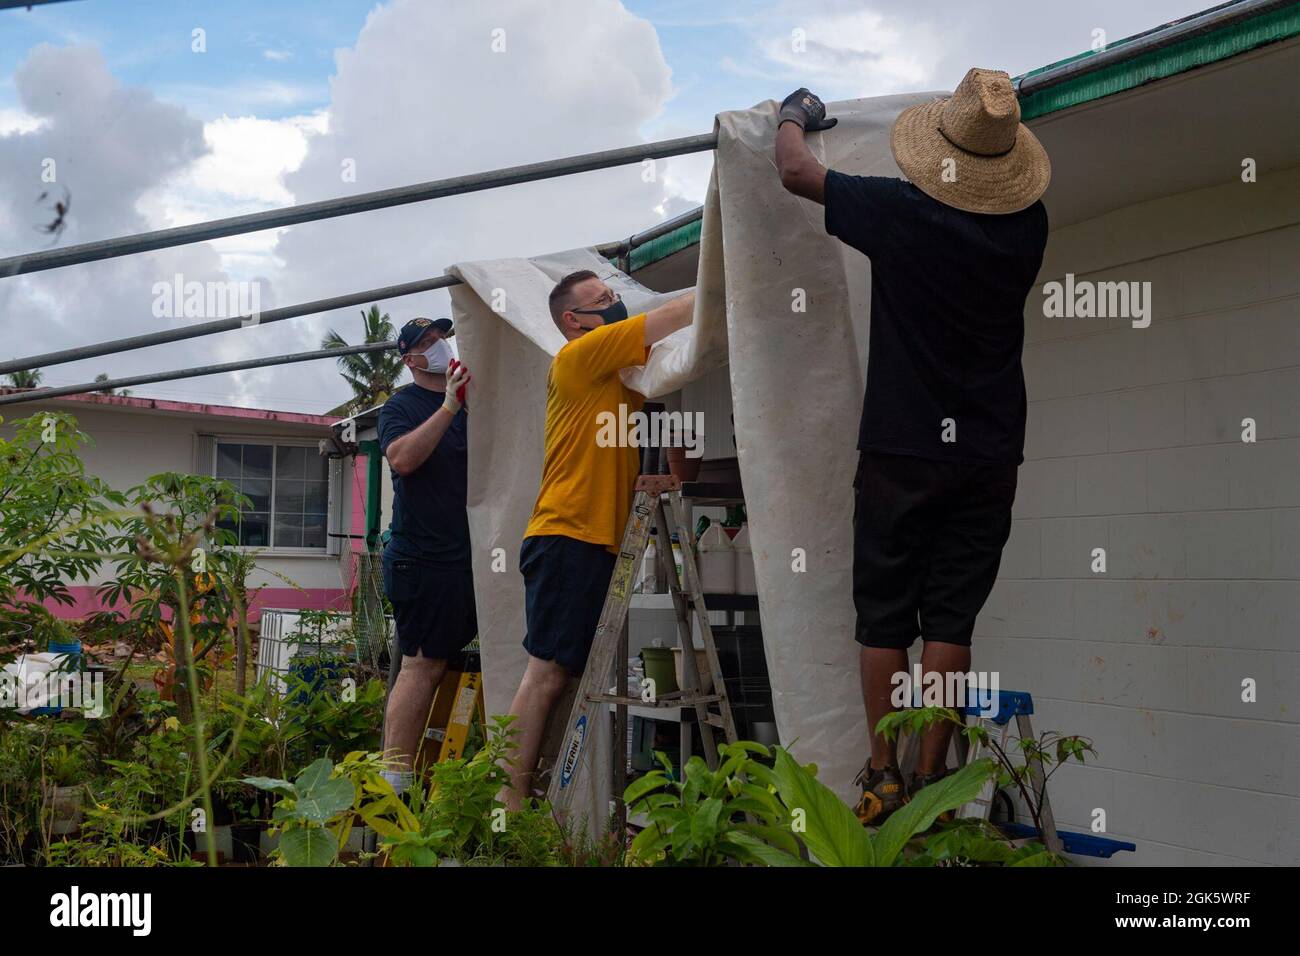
[524,314,649,551]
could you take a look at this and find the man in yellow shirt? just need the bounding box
[501,269,695,809]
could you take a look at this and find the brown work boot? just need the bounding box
[853,762,907,826]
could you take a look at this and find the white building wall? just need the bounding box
[979,165,1300,866]
[4,401,351,595]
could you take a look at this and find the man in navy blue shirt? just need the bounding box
[377,317,474,793]
[775,72,1051,825]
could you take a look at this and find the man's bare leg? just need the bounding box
[860,645,909,768]
[915,640,971,776]
[498,654,569,811]
[382,651,447,773]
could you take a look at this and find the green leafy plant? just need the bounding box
[245,751,417,867]
[877,705,1095,853]
[384,714,517,866]
[97,472,250,722]
[621,738,1004,868]
[904,818,1064,867]
[770,745,996,866]
[624,741,806,866]
[0,412,123,625]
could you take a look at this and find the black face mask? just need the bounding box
[572,297,629,326]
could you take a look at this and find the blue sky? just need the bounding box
[0,0,366,120]
[0,0,1217,412]
[2,0,1217,133]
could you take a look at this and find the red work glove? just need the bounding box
[445,359,471,413]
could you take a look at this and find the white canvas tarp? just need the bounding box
[449,90,939,804]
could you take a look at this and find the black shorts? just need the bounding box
[520,534,617,675]
[382,556,478,659]
[852,452,1017,649]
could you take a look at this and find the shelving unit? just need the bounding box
[620,476,775,761]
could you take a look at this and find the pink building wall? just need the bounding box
[7,390,373,625]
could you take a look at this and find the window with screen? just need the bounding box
[215,441,329,549]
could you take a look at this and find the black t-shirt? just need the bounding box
[377,384,470,567]
[824,172,1049,464]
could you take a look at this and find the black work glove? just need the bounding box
[778,88,838,132]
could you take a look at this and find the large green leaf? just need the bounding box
[922,821,1016,864]
[873,758,995,867]
[623,772,670,806]
[689,797,725,849]
[771,747,874,867]
[296,776,356,824]
[280,826,339,867]
[241,775,296,798]
[294,757,335,794]
[719,831,810,867]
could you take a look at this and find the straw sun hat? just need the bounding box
[890,67,1051,215]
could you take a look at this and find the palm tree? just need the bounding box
[321,305,405,417]
[94,373,131,397]
[6,369,42,389]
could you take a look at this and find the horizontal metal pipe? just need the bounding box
[595,204,706,258]
[0,341,394,407]
[1016,0,1292,96]
[0,132,719,279]
[0,0,83,8]
[0,276,455,376]
[0,203,707,376]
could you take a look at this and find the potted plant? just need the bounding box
[664,422,702,482]
[42,744,87,838]
[219,781,263,865]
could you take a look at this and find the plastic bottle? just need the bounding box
[733,523,757,595]
[670,533,684,586]
[639,530,658,593]
[696,522,735,594]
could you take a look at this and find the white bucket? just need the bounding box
[696,523,735,594]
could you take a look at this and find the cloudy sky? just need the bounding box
[0,0,1215,414]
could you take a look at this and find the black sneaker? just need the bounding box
[853,763,907,826]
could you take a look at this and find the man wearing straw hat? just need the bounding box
[775,70,1051,824]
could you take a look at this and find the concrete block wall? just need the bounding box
[975,166,1300,866]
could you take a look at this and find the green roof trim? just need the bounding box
[1017,2,1300,120]
[626,216,703,273]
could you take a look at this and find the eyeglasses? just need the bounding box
[573,289,620,313]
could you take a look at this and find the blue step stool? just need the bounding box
[903,688,1136,860]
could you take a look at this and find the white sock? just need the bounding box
[382,769,414,792]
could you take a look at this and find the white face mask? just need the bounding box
[417,338,453,374]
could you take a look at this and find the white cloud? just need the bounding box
[255,0,681,413]
[2,1,684,414]
[0,107,46,136]
[262,49,293,62]
[744,5,941,96]
[0,44,265,405]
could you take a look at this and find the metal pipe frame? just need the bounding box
[1015,0,1294,95]
[1,0,1281,405]
[0,132,719,279]
[0,206,707,377]
[0,341,393,407]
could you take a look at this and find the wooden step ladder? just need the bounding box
[546,475,739,826]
